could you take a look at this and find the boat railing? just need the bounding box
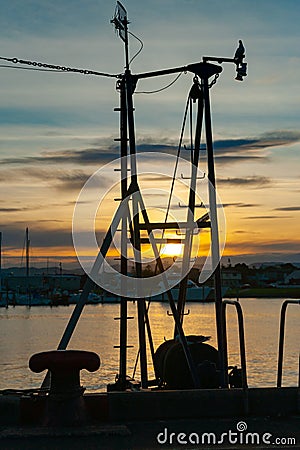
[222,300,248,390]
[276,299,300,388]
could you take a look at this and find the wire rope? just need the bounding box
[164,93,190,226]
[132,91,191,380]
[135,72,182,94]
[128,31,144,65]
[151,91,191,279]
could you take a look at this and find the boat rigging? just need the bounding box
[1,5,300,446]
[0,1,248,392]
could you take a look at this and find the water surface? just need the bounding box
[0,298,299,391]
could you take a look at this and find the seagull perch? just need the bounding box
[234,39,245,63]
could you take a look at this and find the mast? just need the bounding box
[50,4,247,391]
[25,227,30,305]
[26,227,30,279]
[0,231,2,297]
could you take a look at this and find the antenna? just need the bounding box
[111,1,130,69]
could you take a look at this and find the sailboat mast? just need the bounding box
[0,231,2,295]
[25,227,30,279]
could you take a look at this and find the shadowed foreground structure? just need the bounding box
[1,387,300,449]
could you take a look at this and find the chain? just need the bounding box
[0,55,220,87]
[208,73,219,88]
[0,55,120,78]
[193,73,220,91]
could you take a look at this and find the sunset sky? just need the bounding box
[0,0,300,268]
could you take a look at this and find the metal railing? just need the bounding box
[276,299,300,388]
[222,300,248,389]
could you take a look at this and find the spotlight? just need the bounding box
[235,62,247,81]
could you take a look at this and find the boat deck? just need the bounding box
[1,387,299,449]
[1,416,300,449]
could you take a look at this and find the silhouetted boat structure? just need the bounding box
[0,3,299,448]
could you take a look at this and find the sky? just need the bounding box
[0,0,300,269]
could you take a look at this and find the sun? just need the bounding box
[161,243,184,257]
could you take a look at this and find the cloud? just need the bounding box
[226,239,300,254]
[215,155,266,164]
[222,202,260,208]
[243,215,293,219]
[215,131,300,152]
[1,223,106,254]
[0,147,118,166]
[218,176,272,188]
[233,230,261,235]
[213,130,300,164]
[1,129,299,168]
[0,166,111,192]
[256,130,300,147]
[0,207,32,213]
[50,169,93,191]
[274,206,300,212]
[1,225,73,250]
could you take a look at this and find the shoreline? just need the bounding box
[225,287,300,299]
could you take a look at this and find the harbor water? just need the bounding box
[0,298,299,392]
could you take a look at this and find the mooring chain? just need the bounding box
[0,55,120,78]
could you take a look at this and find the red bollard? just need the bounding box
[29,350,100,426]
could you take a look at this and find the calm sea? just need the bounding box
[0,298,299,392]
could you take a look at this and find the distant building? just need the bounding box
[284,270,300,285]
[3,274,81,292]
[221,269,242,288]
[3,275,43,292]
[43,275,81,291]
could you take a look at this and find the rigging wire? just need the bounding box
[128,31,144,65]
[0,56,120,78]
[0,64,62,73]
[164,94,190,225]
[132,92,191,378]
[189,97,194,157]
[135,72,183,94]
[152,92,191,279]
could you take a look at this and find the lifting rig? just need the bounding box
[49,2,247,391]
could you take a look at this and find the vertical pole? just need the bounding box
[203,74,227,388]
[122,10,130,71]
[119,76,128,388]
[125,70,148,388]
[25,227,30,306]
[26,227,29,279]
[0,231,2,300]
